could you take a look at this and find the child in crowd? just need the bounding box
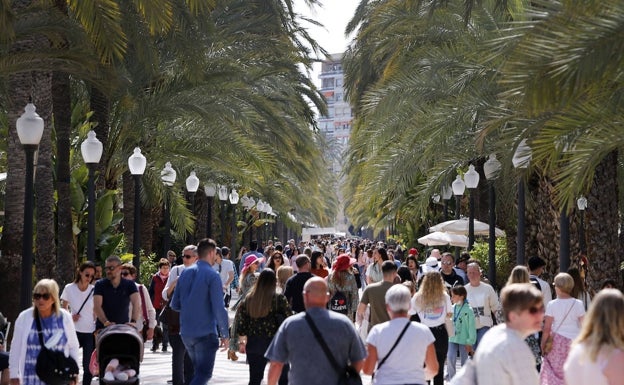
[447,285,476,381]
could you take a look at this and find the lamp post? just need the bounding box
[229,189,239,259]
[218,185,228,245]
[512,139,531,266]
[204,182,217,238]
[464,164,480,250]
[577,196,588,255]
[128,147,147,280]
[432,193,440,217]
[483,154,501,286]
[560,206,570,272]
[257,200,265,245]
[81,131,103,262]
[185,171,200,244]
[265,203,273,242]
[161,162,176,258]
[17,103,44,310]
[452,175,466,260]
[441,185,453,221]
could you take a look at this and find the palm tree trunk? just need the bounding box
[33,72,56,281]
[52,0,76,288]
[585,151,621,291]
[0,0,52,320]
[53,69,76,284]
[90,87,112,190]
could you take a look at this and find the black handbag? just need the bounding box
[304,313,363,385]
[34,314,79,385]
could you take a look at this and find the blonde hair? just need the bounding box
[506,265,530,285]
[414,271,446,308]
[276,266,293,289]
[573,289,624,361]
[32,279,61,317]
[554,273,575,294]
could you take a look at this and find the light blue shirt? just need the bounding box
[170,260,229,338]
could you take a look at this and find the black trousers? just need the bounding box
[246,336,288,385]
[77,331,94,385]
[170,333,194,385]
[428,324,448,385]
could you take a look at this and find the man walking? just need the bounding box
[528,256,553,304]
[212,247,235,308]
[170,239,229,385]
[265,277,366,385]
[162,245,198,385]
[357,260,398,331]
[93,255,140,330]
[283,255,314,313]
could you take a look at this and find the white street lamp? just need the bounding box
[160,162,176,257]
[81,131,103,262]
[17,102,44,310]
[128,147,146,280]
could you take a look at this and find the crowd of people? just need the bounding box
[2,236,623,385]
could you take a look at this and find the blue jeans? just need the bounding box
[446,342,469,380]
[181,334,219,385]
[474,326,490,349]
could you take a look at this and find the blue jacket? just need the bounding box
[170,259,229,338]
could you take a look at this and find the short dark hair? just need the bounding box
[377,247,389,261]
[197,238,217,258]
[250,240,258,250]
[221,246,230,257]
[528,256,546,271]
[382,260,398,274]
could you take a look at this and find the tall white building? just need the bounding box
[318,53,352,232]
[318,53,352,172]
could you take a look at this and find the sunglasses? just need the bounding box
[105,265,119,271]
[183,254,194,259]
[83,272,93,278]
[33,293,51,300]
[528,305,545,315]
[121,271,130,277]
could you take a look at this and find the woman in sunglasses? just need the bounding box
[61,261,97,384]
[9,279,80,384]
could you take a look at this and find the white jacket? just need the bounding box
[9,307,79,381]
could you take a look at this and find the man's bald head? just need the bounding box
[303,277,329,309]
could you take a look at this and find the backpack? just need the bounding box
[329,290,349,315]
[529,277,542,292]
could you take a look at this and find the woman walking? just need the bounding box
[229,255,262,360]
[9,279,80,385]
[540,273,585,385]
[235,269,292,385]
[327,254,360,322]
[61,262,97,385]
[564,289,624,385]
[411,271,452,385]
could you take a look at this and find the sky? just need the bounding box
[293,0,361,85]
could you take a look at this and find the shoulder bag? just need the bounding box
[34,313,80,385]
[304,312,363,385]
[543,302,574,354]
[373,319,411,379]
[74,287,94,315]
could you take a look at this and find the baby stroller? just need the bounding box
[96,324,144,384]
